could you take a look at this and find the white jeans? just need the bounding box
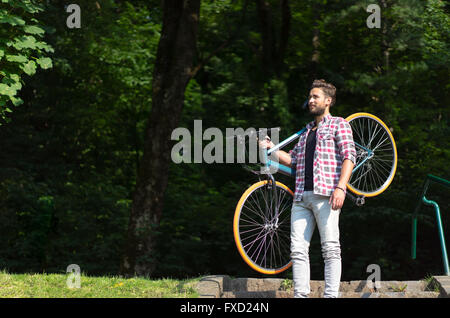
[290,191,341,298]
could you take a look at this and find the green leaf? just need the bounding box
[36,57,52,69]
[11,1,43,14]
[12,35,37,50]
[35,41,54,53]
[9,73,20,83]
[0,14,25,26]
[21,60,36,75]
[23,25,45,35]
[10,96,23,106]
[1,73,20,87]
[6,54,28,63]
[0,83,16,97]
[10,80,22,91]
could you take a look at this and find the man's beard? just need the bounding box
[309,105,326,116]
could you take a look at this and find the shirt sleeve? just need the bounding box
[289,141,300,169]
[335,119,356,164]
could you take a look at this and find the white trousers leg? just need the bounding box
[291,191,341,298]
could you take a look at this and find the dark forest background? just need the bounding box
[0,0,448,281]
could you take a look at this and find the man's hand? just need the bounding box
[258,136,293,166]
[329,187,346,210]
[258,136,274,149]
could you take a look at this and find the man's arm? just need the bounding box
[258,138,292,166]
[271,149,292,166]
[329,118,357,210]
[329,159,354,210]
[337,158,354,190]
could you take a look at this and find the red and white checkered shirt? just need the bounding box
[289,114,356,202]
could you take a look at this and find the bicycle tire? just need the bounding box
[233,180,293,274]
[345,112,398,197]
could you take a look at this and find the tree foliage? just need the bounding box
[0,0,53,121]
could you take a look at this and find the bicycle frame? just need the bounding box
[262,127,371,176]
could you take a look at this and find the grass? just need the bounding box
[422,273,441,292]
[0,270,200,298]
[280,279,293,291]
[389,283,407,292]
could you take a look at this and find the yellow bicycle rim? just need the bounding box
[345,112,398,197]
[233,180,293,275]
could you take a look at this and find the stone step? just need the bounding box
[225,278,431,293]
[221,290,441,298]
[196,275,450,298]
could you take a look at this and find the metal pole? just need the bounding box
[411,180,429,260]
[423,196,450,276]
[267,128,305,155]
[411,217,417,259]
[427,174,450,188]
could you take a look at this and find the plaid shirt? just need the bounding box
[289,114,356,202]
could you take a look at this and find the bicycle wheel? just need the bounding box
[233,180,293,274]
[345,113,398,197]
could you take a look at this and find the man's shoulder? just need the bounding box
[329,115,348,123]
[327,116,351,129]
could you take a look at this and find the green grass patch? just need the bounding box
[0,270,200,298]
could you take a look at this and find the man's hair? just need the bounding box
[311,79,336,107]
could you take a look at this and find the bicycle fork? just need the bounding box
[260,146,280,229]
[265,173,280,230]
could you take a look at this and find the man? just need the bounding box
[259,79,356,298]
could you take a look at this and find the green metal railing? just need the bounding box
[411,174,450,276]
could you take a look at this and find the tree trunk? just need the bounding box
[380,0,390,73]
[121,0,201,277]
[256,0,291,77]
[311,28,320,77]
[310,1,321,80]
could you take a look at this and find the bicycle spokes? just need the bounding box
[346,113,397,197]
[234,181,293,274]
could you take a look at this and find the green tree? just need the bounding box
[0,0,161,275]
[0,0,53,122]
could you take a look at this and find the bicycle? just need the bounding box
[233,112,398,274]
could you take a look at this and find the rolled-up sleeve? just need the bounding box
[336,119,356,164]
[289,142,300,169]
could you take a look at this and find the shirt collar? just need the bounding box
[306,114,332,130]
